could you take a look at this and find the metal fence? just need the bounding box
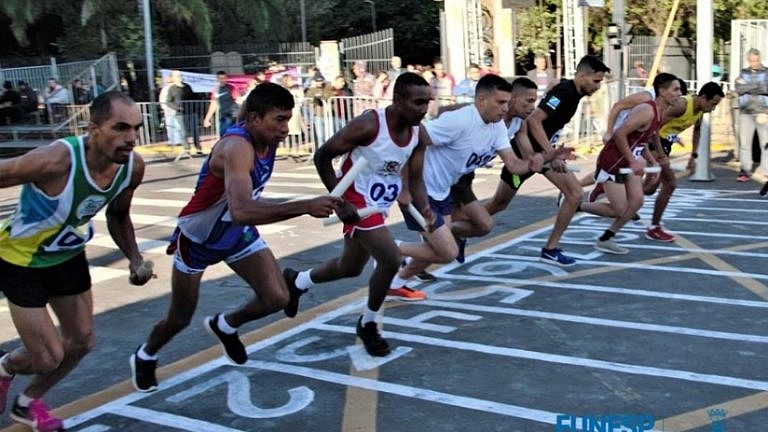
[340,28,394,75]
[0,53,119,99]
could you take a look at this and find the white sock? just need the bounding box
[17,393,33,407]
[217,314,237,334]
[0,353,12,377]
[295,270,314,291]
[137,344,157,361]
[361,306,380,325]
[390,274,412,289]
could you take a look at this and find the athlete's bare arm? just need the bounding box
[220,137,339,225]
[404,125,436,228]
[106,154,150,285]
[0,141,71,190]
[604,91,654,141]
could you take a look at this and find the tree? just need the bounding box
[0,0,47,46]
[514,0,559,63]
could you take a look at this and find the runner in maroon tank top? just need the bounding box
[580,73,682,254]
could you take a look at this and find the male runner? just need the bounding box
[282,72,434,356]
[130,83,340,392]
[513,55,611,266]
[580,73,682,254]
[0,92,152,431]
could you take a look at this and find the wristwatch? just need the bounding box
[691,152,698,159]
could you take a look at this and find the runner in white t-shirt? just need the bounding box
[390,75,560,299]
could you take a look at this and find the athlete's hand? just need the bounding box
[528,153,544,173]
[308,196,342,218]
[421,206,437,233]
[553,146,576,161]
[550,158,567,173]
[203,118,212,128]
[629,157,647,175]
[686,156,696,172]
[336,200,362,225]
[602,131,613,144]
[129,259,155,286]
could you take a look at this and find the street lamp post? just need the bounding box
[363,0,377,32]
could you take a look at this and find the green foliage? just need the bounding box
[515,0,559,62]
[0,0,47,45]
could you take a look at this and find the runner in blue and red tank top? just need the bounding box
[580,73,682,254]
[130,83,341,393]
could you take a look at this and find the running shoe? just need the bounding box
[282,268,305,318]
[0,351,12,413]
[760,181,768,196]
[588,183,605,203]
[204,314,247,365]
[595,238,629,254]
[645,226,675,242]
[414,270,437,282]
[355,317,390,357]
[539,248,576,266]
[129,346,158,393]
[386,286,427,301]
[737,172,750,182]
[10,397,64,432]
[455,236,467,263]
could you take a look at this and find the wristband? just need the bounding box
[691,152,698,159]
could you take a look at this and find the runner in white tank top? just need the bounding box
[282,73,435,356]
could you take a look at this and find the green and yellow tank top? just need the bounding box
[659,95,702,140]
[0,136,133,267]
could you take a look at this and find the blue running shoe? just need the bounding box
[540,247,576,267]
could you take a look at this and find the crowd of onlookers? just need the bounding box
[0,77,104,125]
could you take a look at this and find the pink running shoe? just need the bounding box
[10,398,64,431]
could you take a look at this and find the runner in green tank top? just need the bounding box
[0,91,151,431]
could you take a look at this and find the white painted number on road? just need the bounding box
[166,371,313,418]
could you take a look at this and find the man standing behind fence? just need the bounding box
[168,70,203,156]
[735,48,768,182]
[203,71,240,137]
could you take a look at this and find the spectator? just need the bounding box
[280,74,306,142]
[453,63,481,104]
[158,76,185,149]
[72,79,92,105]
[629,60,649,79]
[306,73,328,146]
[0,81,24,124]
[351,60,376,116]
[17,81,38,114]
[203,71,240,136]
[527,54,557,101]
[327,75,352,130]
[168,70,203,155]
[387,56,405,82]
[372,70,391,108]
[735,48,768,181]
[430,60,455,117]
[44,77,70,123]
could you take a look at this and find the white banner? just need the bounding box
[160,69,218,93]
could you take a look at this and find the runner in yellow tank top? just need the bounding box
[0,92,151,430]
[644,82,724,241]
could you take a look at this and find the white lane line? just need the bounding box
[91,212,294,234]
[486,253,768,281]
[437,274,768,309]
[244,360,560,425]
[107,405,244,432]
[517,239,768,259]
[420,300,768,344]
[317,323,768,392]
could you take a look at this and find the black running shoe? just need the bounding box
[760,181,768,196]
[282,268,305,318]
[455,236,467,263]
[414,270,437,282]
[355,317,391,357]
[204,314,247,364]
[129,346,158,392]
